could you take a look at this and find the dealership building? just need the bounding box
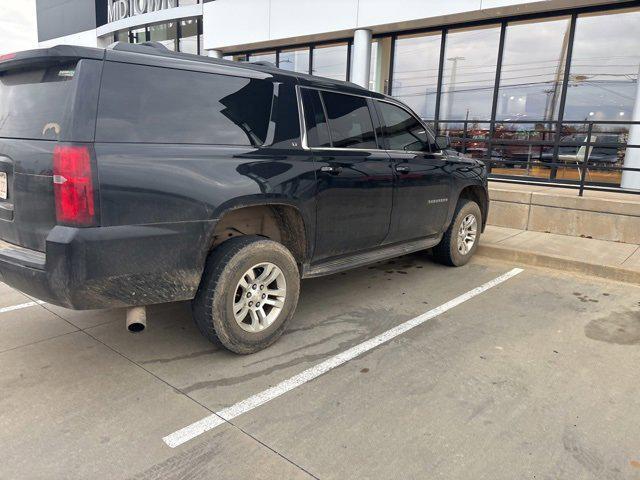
[35,0,640,191]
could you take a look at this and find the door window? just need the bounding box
[376,101,431,152]
[320,91,377,149]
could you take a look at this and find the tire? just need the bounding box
[432,199,482,267]
[192,235,300,354]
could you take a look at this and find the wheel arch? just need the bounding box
[458,185,489,231]
[209,202,310,267]
[444,184,489,233]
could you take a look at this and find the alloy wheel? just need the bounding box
[233,262,287,333]
[457,213,477,255]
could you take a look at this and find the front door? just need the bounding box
[300,87,394,261]
[373,100,452,244]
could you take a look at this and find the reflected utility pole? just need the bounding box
[544,21,571,128]
[445,56,465,123]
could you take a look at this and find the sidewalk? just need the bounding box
[478,225,640,284]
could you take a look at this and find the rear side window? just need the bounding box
[376,101,431,152]
[96,63,274,145]
[0,62,77,140]
[321,91,377,149]
[301,88,330,148]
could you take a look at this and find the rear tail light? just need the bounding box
[0,53,16,62]
[53,145,97,226]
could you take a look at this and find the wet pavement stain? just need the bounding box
[584,310,640,345]
[573,292,598,303]
[140,348,219,365]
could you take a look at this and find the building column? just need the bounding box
[207,49,223,59]
[351,29,372,89]
[621,64,640,190]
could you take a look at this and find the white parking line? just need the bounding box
[0,300,46,314]
[163,267,524,448]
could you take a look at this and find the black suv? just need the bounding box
[0,43,488,353]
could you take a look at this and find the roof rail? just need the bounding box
[108,41,171,55]
[251,60,276,67]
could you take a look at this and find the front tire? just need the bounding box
[432,199,481,267]
[192,236,300,354]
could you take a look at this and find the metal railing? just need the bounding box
[435,119,640,196]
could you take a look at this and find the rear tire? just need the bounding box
[192,236,300,354]
[432,199,482,267]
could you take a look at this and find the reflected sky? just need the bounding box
[564,8,640,121]
[440,25,501,122]
[392,32,442,119]
[279,48,310,74]
[312,43,348,81]
[497,16,570,123]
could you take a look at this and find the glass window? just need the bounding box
[312,43,348,81]
[279,47,310,74]
[270,83,301,148]
[0,62,78,140]
[96,63,275,145]
[224,54,248,62]
[370,37,392,93]
[249,51,276,65]
[497,16,571,123]
[301,88,331,147]
[179,18,198,54]
[115,29,130,43]
[149,22,178,51]
[376,101,430,152]
[392,32,442,120]
[564,8,640,122]
[321,91,377,149]
[130,27,146,44]
[440,25,501,123]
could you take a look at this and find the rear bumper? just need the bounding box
[0,222,215,310]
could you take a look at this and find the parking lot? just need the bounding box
[1,254,639,479]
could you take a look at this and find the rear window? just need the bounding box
[0,62,77,140]
[96,62,274,145]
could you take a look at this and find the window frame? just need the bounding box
[296,86,382,152]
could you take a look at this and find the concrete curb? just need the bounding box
[477,244,640,285]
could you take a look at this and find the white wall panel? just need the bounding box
[202,0,601,52]
[356,0,481,28]
[269,0,358,41]
[38,29,100,48]
[203,0,270,50]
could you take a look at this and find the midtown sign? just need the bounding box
[107,0,178,23]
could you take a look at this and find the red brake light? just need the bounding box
[0,53,16,62]
[53,145,96,226]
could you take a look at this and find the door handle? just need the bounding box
[320,165,343,175]
[395,165,410,174]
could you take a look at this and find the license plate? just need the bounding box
[0,172,6,200]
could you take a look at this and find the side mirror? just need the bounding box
[435,135,451,151]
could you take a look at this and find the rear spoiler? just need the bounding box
[0,45,105,73]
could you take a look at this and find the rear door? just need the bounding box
[301,88,393,261]
[0,55,101,251]
[373,99,452,244]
